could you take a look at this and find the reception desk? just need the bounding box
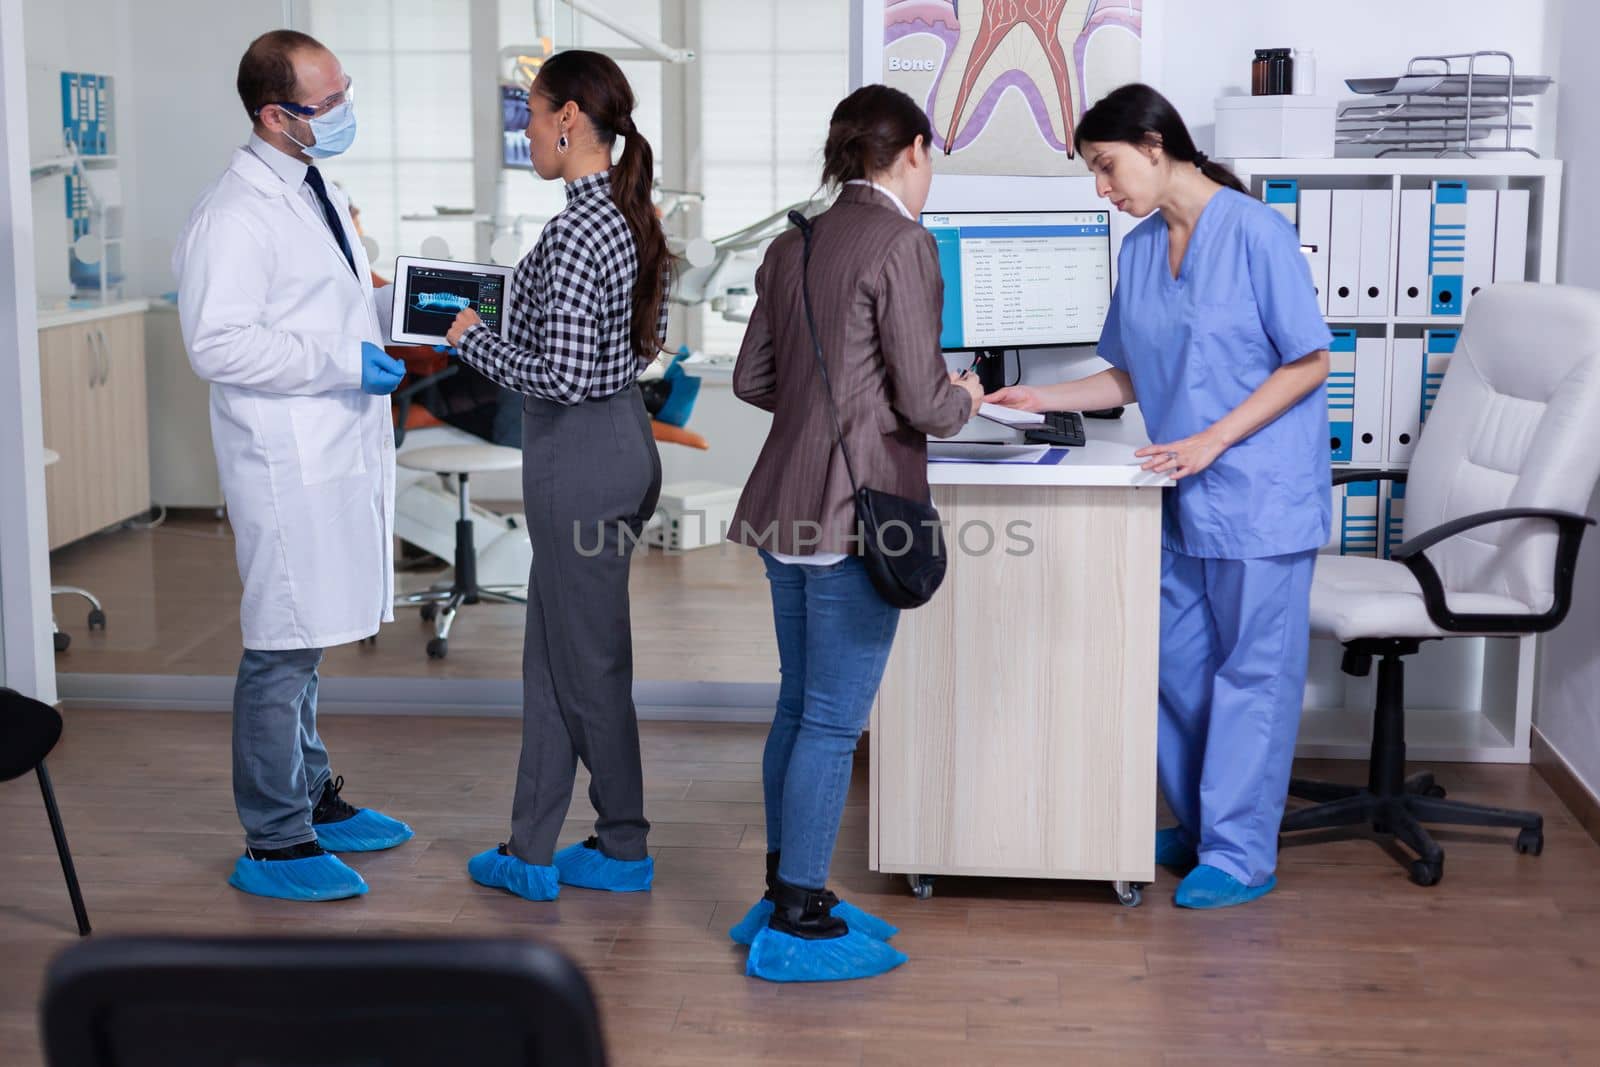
[869,414,1170,907]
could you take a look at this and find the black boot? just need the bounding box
[768,876,847,941]
[765,850,841,909]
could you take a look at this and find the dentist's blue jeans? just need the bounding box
[760,552,900,890]
[232,647,331,851]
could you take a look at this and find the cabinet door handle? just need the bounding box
[86,329,99,388]
[96,329,110,385]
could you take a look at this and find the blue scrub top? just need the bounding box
[1098,188,1334,560]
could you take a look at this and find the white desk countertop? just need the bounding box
[37,299,152,330]
[928,407,1173,489]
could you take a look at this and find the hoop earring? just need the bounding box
[557,133,569,155]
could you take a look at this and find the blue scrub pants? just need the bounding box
[1157,548,1316,887]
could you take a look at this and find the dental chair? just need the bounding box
[389,352,530,661]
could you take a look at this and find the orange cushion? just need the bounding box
[652,421,709,450]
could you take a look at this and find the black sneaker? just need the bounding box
[246,840,327,861]
[312,775,361,825]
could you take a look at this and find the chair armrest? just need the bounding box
[393,365,461,448]
[1332,468,1408,487]
[1392,508,1596,634]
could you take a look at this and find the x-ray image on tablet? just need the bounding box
[390,256,516,345]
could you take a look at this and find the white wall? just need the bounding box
[124,1,285,298]
[1157,0,1559,158]
[1535,0,1600,799]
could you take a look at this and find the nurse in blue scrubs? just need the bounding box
[987,83,1333,909]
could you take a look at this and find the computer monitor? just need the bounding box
[922,209,1112,352]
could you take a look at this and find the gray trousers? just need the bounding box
[510,385,662,865]
[233,647,332,850]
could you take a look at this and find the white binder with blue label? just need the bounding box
[1341,479,1381,557]
[1264,179,1298,224]
[1326,328,1357,462]
[1429,181,1468,315]
[1421,328,1459,425]
[1384,480,1407,560]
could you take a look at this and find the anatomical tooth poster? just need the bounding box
[883,0,1144,177]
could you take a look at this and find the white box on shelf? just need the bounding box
[643,480,742,551]
[1215,95,1336,159]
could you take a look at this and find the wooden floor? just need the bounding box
[46,513,778,683]
[5,709,1599,1065]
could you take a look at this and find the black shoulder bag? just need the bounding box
[788,210,947,610]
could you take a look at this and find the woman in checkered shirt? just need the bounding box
[446,49,671,903]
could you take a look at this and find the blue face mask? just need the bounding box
[284,100,357,159]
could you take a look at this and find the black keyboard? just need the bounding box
[1023,410,1086,448]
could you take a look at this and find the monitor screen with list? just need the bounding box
[922,209,1112,351]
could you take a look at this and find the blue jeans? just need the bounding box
[233,647,332,851]
[760,552,900,890]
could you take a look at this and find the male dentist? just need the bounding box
[174,29,412,901]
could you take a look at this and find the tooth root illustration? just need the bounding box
[414,292,473,312]
[939,0,1087,159]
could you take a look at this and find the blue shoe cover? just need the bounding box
[1155,826,1199,869]
[228,853,367,901]
[729,897,899,945]
[745,926,908,983]
[467,846,560,901]
[315,808,415,853]
[1173,864,1276,909]
[553,840,653,892]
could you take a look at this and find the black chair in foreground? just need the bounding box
[0,686,90,936]
[41,935,608,1067]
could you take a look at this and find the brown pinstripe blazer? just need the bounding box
[729,184,973,557]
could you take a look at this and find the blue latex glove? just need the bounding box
[432,344,460,357]
[361,341,406,395]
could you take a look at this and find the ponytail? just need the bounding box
[535,50,672,362]
[611,115,672,362]
[1075,83,1247,195]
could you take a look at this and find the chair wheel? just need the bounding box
[907,874,933,900]
[427,637,448,659]
[54,631,71,653]
[87,608,106,630]
[420,604,438,623]
[1515,828,1544,856]
[1408,859,1443,887]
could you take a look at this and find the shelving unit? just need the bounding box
[1227,156,1562,763]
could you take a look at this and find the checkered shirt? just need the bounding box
[457,170,665,404]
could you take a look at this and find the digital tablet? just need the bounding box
[389,256,516,345]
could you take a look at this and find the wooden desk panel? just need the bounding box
[872,483,1161,886]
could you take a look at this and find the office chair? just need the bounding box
[0,687,91,935]
[1285,284,1600,886]
[40,935,608,1067]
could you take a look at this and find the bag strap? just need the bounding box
[789,211,864,501]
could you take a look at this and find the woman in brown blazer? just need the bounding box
[725,85,982,983]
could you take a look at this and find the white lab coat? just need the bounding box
[173,146,397,651]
